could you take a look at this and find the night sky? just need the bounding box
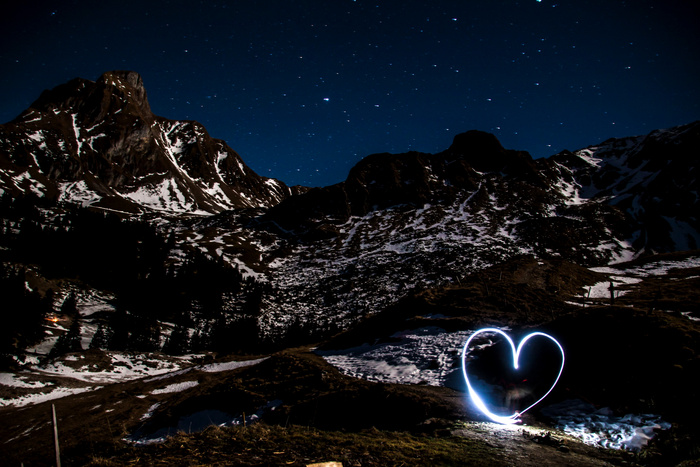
[2,1,698,187]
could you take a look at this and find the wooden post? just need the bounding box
[52,404,61,467]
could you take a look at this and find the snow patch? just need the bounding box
[59,180,102,207]
[151,380,199,395]
[32,352,189,384]
[0,373,48,388]
[199,357,267,373]
[318,327,471,388]
[0,386,100,408]
[542,399,671,451]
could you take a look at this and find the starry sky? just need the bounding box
[1,1,699,187]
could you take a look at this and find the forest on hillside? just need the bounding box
[0,193,274,368]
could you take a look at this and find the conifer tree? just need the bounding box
[60,292,78,316]
[126,318,161,352]
[49,317,82,358]
[190,321,212,352]
[106,308,130,351]
[0,266,51,367]
[163,323,190,355]
[89,322,110,349]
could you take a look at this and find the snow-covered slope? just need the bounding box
[150,123,699,342]
[0,71,300,214]
[1,71,699,353]
[550,121,700,252]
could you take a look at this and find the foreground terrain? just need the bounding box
[2,252,699,466]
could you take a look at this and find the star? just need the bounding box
[0,0,697,187]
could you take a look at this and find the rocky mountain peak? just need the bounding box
[448,130,505,157]
[95,70,152,117]
[0,71,297,213]
[446,129,534,175]
[99,70,147,94]
[26,71,152,127]
[26,77,89,114]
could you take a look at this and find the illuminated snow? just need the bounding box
[120,178,195,213]
[27,131,43,142]
[71,113,83,156]
[320,326,669,451]
[588,255,700,301]
[542,399,671,451]
[12,171,45,196]
[30,352,189,385]
[0,373,47,389]
[318,327,473,387]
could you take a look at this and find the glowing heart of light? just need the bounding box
[461,328,565,424]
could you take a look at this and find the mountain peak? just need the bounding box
[448,130,505,155]
[99,70,146,90]
[446,130,533,174]
[26,70,151,121]
[96,70,150,113]
[28,77,93,114]
[0,71,297,213]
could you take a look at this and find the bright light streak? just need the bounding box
[461,328,565,425]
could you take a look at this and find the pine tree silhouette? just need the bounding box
[89,322,109,349]
[60,293,78,316]
[49,317,82,358]
[163,323,190,355]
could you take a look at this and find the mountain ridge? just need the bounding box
[0,71,303,214]
[263,120,699,255]
[1,72,699,466]
[1,71,699,344]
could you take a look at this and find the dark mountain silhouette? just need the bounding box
[265,121,700,256]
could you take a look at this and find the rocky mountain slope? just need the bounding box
[223,121,699,340]
[0,71,302,215]
[2,72,699,465]
[1,71,698,345]
[552,121,700,253]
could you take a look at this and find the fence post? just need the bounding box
[52,404,61,467]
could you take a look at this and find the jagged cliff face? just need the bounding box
[0,71,299,214]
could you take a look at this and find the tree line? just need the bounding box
[0,192,272,365]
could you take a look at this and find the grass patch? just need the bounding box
[84,423,504,466]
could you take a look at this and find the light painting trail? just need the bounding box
[461,328,565,425]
